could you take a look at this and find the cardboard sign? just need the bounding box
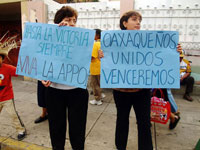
[16,22,95,89]
[100,30,180,88]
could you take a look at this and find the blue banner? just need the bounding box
[16,22,95,89]
[100,30,180,88]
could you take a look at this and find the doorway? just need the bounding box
[0,2,21,66]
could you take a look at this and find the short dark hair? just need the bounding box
[54,6,78,24]
[120,10,142,30]
[95,29,102,39]
[0,54,5,60]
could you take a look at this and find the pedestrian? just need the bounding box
[113,10,153,150]
[89,29,105,106]
[0,37,26,141]
[34,80,48,124]
[42,6,89,150]
[180,51,194,101]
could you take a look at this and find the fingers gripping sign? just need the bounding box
[41,80,51,87]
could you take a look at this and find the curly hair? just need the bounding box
[120,10,142,30]
[54,6,78,24]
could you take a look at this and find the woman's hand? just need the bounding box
[58,17,76,27]
[58,20,69,26]
[42,80,52,87]
[177,43,182,54]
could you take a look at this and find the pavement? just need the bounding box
[0,77,200,150]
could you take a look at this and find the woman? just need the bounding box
[42,6,88,150]
[113,10,153,150]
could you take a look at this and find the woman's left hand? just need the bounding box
[41,80,52,87]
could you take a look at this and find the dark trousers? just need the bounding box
[90,75,101,100]
[37,80,47,107]
[46,87,89,150]
[113,90,153,150]
[181,76,194,95]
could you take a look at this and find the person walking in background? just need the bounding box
[180,51,194,101]
[0,39,26,141]
[42,6,89,150]
[89,29,105,106]
[34,80,48,124]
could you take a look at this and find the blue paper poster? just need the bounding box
[16,22,95,89]
[100,30,180,88]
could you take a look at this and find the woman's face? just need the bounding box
[59,16,77,27]
[123,16,141,30]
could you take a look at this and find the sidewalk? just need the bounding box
[0,77,200,150]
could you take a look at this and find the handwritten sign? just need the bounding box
[16,22,95,89]
[100,30,180,88]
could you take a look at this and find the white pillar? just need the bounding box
[120,0,134,17]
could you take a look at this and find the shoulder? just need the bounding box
[2,64,16,71]
[94,41,100,46]
[93,41,101,49]
[5,63,16,68]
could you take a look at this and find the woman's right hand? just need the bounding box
[177,43,182,54]
[58,20,69,26]
[42,80,52,87]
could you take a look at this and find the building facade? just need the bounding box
[46,0,200,56]
[0,0,200,62]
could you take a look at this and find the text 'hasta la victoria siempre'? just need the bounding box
[16,22,95,89]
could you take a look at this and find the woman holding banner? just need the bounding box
[110,11,183,150]
[111,10,153,150]
[42,6,89,150]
